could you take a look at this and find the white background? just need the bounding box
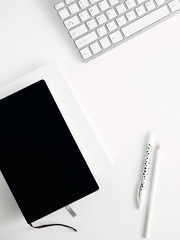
[0,0,180,239]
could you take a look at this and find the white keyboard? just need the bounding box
[49,0,180,61]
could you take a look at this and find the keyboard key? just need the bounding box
[108,0,119,6]
[116,15,127,26]
[145,0,156,11]
[116,3,127,14]
[90,0,99,4]
[155,0,165,5]
[137,0,146,3]
[125,0,136,9]
[68,3,80,14]
[90,42,102,54]
[58,8,70,19]
[64,16,80,29]
[106,21,117,31]
[55,2,65,10]
[89,5,100,16]
[79,10,90,21]
[78,0,89,9]
[106,9,117,19]
[98,0,110,11]
[100,36,111,49]
[65,0,75,4]
[87,19,98,30]
[80,47,92,59]
[122,6,170,37]
[126,10,137,21]
[136,5,146,16]
[96,26,108,37]
[96,13,107,24]
[69,24,87,39]
[168,0,180,12]
[109,30,123,43]
[75,31,98,48]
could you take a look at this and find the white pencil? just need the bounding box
[144,144,162,239]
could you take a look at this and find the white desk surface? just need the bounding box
[0,0,180,239]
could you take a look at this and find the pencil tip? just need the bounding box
[157,144,160,149]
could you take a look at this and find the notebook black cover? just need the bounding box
[0,80,99,224]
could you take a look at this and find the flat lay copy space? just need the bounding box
[0,1,180,240]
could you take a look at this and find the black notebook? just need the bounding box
[0,80,99,225]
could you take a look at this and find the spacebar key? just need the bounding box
[122,6,170,38]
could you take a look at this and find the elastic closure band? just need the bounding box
[30,223,77,232]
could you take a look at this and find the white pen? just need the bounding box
[145,144,162,239]
[137,131,154,209]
